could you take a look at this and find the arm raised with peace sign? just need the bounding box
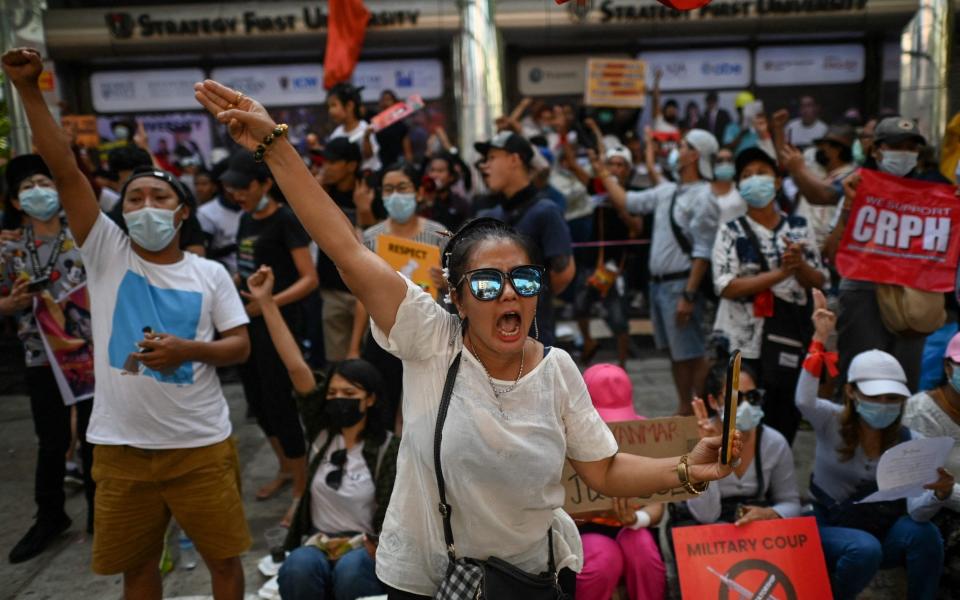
[193,80,408,337]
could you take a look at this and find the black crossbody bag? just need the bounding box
[433,352,566,600]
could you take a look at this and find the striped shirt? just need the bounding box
[362,218,450,253]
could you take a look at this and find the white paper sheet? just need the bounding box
[857,437,954,503]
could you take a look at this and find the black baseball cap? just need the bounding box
[735,147,779,181]
[5,154,52,196]
[220,150,271,189]
[323,137,362,163]
[474,131,534,166]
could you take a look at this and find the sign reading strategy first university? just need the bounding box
[562,416,700,517]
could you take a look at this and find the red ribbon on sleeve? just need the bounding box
[803,340,839,378]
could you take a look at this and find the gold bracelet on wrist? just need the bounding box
[677,454,709,495]
[254,123,289,162]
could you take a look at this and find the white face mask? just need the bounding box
[879,150,918,177]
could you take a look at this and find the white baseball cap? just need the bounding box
[847,349,911,397]
[605,145,633,168]
[684,129,719,180]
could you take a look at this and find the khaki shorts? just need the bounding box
[320,289,356,362]
[91,438,251,575]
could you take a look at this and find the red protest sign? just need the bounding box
[836,169,960,292]
[370,95,424,133]
[672,517,831,599]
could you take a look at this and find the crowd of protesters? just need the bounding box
[2,43,960,600]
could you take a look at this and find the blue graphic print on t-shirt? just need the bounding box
[107,271,202,384]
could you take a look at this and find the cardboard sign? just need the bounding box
[672,517,831,600]
[562,416,700,517]
[584,59,646,109]
[61,115,100,149]
[370,94,424,132]
[34,284,94,406]
[836,168,960,292]
[375,234,441,299]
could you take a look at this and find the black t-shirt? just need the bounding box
[376,121,408,168]
[236,205,310,304]
[421,190,471,233]
[585,203,633,267]
[316,186,354,293]
[478,184,573,347]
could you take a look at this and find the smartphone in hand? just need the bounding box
[26,276,50,294]
[720,350,742,465]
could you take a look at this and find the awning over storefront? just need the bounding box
[44,0,919,59]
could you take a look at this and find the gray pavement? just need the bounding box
[1,330,904,599]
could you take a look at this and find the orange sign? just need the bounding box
[38,70,55,92]
[672,516,831,600]
[585,58,646,108]
[562,416,700,517]
[374,234,442,299]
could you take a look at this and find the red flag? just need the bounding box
[324,0,371,90]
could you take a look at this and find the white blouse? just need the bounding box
[371,276,619,595]
[903,391,960,512]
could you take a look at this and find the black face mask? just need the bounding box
[815,150,831,168]
[324,397,365,429]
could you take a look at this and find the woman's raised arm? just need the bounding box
[194,80,407,335]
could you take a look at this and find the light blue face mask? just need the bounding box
[18,187,61,221]
[852,139,865,165]
[384,192,417,224]
[949,365,960,395]
[879,150,918,178]
[255,195,270,213]
[736,401,765,431]
[714,162,736,182]
[856,398,903,430]
[123,205,182,252]
[738,175,776,208]
[666,148,680,174]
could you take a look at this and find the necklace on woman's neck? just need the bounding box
[469,334,525,406]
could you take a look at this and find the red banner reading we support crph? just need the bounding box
[836,169,960,292]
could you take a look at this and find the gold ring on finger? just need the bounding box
[235,92,243,105]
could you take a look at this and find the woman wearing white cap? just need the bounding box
[903,330,960,595]
[796,290,954,600]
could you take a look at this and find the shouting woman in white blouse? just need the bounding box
[194,79,742,600]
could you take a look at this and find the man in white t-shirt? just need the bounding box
[4,48,252,600]
[196,189,243,275]
[784,95,828,149]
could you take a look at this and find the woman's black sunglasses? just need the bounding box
[325,448,348,490]
[458,265,545,301]
[740,389,765,406]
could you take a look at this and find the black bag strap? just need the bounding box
[434,352,463,560]
[754,424,766,502]
[737,216,771,273]
[668,186,693,256]
[433,350,556,573]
